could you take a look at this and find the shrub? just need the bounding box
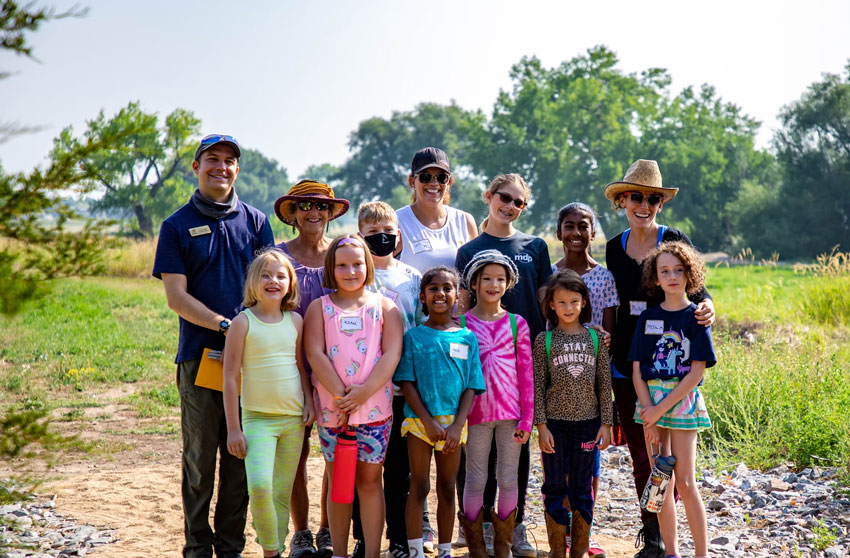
[795,248,850,326]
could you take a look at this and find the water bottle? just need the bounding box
[639,446,677,513]
[331,426,357,504]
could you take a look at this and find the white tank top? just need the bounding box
[396,205,472,273]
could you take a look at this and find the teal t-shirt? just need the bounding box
[394,325,486,418]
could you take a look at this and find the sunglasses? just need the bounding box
[200,134,238,147]
[417,172,451,185]
[626,191,663,206]
[494,191,526,209]
[296,201,331,212]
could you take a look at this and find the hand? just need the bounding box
[595,425,611,451]
[337,384,367,414]
[590,324,612,348]
[443,422,464,454]
[643,423,660,448]
[423,417,446,445]
[639,404,664,427]
[513,429,531,444]
[227,429,247,459]
[695,299,715,327]
[537,425,555,454]
[302,399,316,426]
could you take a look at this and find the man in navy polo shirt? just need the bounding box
[153,134,274,558]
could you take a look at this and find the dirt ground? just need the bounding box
[27,395,636,558]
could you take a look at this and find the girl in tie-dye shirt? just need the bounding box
[456,250,534,555]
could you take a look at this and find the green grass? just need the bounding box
[1,277,177,416]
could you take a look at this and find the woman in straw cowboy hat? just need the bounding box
[273,179,351,558]
[603,160,715,558]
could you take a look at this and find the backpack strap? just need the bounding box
[509,312,517,357]
[545,330,553,385]
[587,328,599,358]
[459,314,466,329]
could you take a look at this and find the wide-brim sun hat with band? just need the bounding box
[461,249,519,291]
[274,179,350,226]
[604,159,679,202]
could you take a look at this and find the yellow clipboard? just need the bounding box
[195,348,241,394]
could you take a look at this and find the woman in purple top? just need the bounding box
[273,179,350,558]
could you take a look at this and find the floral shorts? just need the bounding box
[401,415,468,451]
[318,417,392,464]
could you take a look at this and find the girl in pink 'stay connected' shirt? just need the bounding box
[304,235,403,558]
[458,250,534,558]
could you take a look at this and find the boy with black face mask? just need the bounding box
[349,201,424,558]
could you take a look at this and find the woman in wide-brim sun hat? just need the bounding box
[603,159,714,558]
[272,178,350,558]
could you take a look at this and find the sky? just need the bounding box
[2,0,849,180]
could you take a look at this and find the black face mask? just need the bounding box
[363,232,396,257]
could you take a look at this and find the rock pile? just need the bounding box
[1,500,114,557]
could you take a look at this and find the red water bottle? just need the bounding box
[331,425,357,504]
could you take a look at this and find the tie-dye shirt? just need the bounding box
[313,292,393,427]
[462,312,534,433]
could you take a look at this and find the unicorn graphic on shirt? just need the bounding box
[356,338,368,354]
[328,345,339,361]
[321,407,334,424]
[367,406,382,421]
[653,331,688,377]
[324,304,336,318]
[345,358,360,377]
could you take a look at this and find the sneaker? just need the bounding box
[315,526,332,558]
[289,529,316,558]
[388,541,410,558]
[588,538,606,558]
[453,522,467,548]
[511,523,536,558]
[422,520,435,554]
[351,539,365,558]
[483,522,495,557]
[565,535,571,555]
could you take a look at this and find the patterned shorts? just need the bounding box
[318,417,392,464]
[635,379,711,430]
[401,415,468,451]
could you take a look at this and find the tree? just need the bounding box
[51,101,200,237]
[769,63,850,258]
[640,84,768,252]
[337,102,488,216]
[468,47,669,234]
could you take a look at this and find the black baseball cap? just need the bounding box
[410,147,451,176]
[194,134,241,161]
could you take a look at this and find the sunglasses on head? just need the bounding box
[296,201,331,212]
[626,191,663,206]
[200,134,238,146]
[417,172,451,185]
[494,191,526,209]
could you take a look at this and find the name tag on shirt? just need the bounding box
[449,342,469,360]
[645,320,665,335]
[189,225,212,237]
[630,300,647,316]
[340,316,363,333]
[379,286,399,302]
[411,239,432,254]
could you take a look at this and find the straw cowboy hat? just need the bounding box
[274,179,350,226]
[604,159,679,202]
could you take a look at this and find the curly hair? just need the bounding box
[538,269,593,328]
[641,241,706,297]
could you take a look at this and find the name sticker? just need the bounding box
[449,342,469,360]
[645,320,665,335]
[340,316,363,333]
[411,239,432,254]
[630,300,647,316]
[379,286,399,302]
[189,225,212,237]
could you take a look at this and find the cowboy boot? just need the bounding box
[489,508,517,558]
[633,515,665,558]
[569,512,590,558]
[544,512,567,558]
[458,508,487,558]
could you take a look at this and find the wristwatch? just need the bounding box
[218,319,231,333]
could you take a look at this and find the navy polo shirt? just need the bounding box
[153,200,274,363]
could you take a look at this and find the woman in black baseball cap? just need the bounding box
[394,147,478,274]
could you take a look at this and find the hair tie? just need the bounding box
[338,237,360,247]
